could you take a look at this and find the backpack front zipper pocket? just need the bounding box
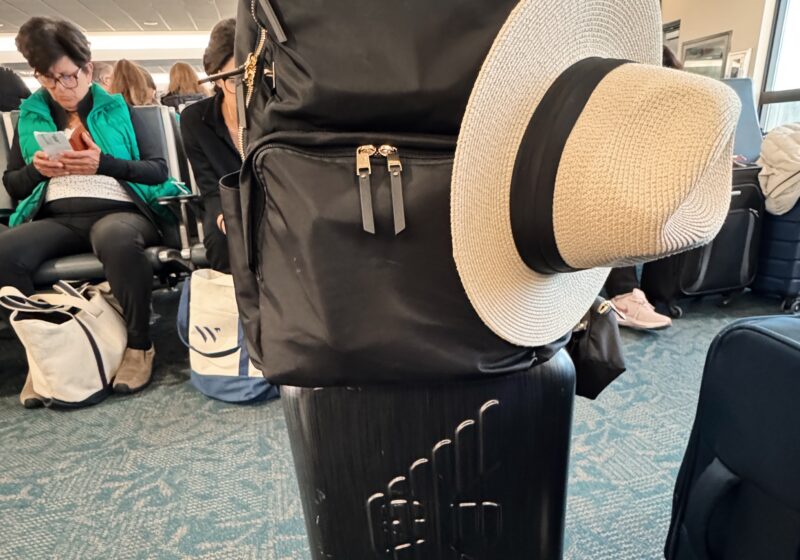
[245,134,540,383]
[251,139,453,274]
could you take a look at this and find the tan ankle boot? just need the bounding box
[113,346,155,394]
[20,372,44,409]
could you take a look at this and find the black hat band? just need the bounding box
[510,57,631,275]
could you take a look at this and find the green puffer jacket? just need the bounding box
[9,83,182,227]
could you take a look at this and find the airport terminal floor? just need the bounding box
[0,290,778,559]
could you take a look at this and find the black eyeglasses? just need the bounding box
[35,67,86,90]
[223,75,242,94]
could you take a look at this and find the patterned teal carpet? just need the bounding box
[0,289,780,559]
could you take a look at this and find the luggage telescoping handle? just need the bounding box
[0,285,104,318]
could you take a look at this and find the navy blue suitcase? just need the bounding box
[753,202,800,313]
[641,166,764,318]
[665,316,800,560]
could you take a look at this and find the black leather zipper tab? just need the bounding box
[379,145,406,235]
[257,0,288,43]
[236,80,247,129]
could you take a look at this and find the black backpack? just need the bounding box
[235,0,519,144]
[224,0,567,386]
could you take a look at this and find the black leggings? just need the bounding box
[202,213,230,273]
[605,266,639,298]
[0,210,160,349]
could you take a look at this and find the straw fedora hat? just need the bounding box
[451,0,741,346]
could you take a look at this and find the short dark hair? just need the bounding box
[16,17,92,75]
[203,18,236,76]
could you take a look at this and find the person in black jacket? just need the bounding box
[0,66,30,111]
[180,18,240,272]
[0,17,182,407]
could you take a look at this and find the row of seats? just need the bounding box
[0,106,210,288]
[0,78,761,292]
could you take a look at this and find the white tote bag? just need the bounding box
[177,269,277,403]
[0,281,127,407]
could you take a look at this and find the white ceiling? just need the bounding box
[0,0,236,33]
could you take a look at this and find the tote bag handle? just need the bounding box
[0,286,104,317]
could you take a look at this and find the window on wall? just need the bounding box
[762,0,800,130]
[663,20,681,55]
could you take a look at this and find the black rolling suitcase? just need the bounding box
[641,166,764,317]
[665,315,800,559]
[753,201,800,313]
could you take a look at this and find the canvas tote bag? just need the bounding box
[177,269,277,403]
[0,281,127,407]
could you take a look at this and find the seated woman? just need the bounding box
[138,65,160,106]
[161,62,208,110]
[180,19,240,273]
[0,17,182,407]
[110,59,152,107]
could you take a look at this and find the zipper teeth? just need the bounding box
[237,124,246,160]
[238,2,269,158]
[246,132,457,159]
[246,30,268,109]
[260,144,452,160]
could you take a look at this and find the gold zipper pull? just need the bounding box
[244,52,259,91]
[598,299,626,322]
[378,145,406,235]
[357,145,377,176]
[356,145,377,234]
[378,144,402,172]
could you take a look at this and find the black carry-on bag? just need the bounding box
[641,166,765,317]
[219,1,580,559]
[227,0,567,386]
[753,200,800,314]
[665,316,800,560]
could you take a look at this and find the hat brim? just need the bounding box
[451,0,662,346]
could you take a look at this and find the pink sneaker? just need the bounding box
[611,289,672,331]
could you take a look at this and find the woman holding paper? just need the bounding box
[0,17,183,407]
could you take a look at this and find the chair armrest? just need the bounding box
[157,194,205,256]
[157,193,201,204]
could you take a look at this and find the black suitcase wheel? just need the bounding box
[780,298,800,314]
[669,304,684,319]
[719,290,745,308]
